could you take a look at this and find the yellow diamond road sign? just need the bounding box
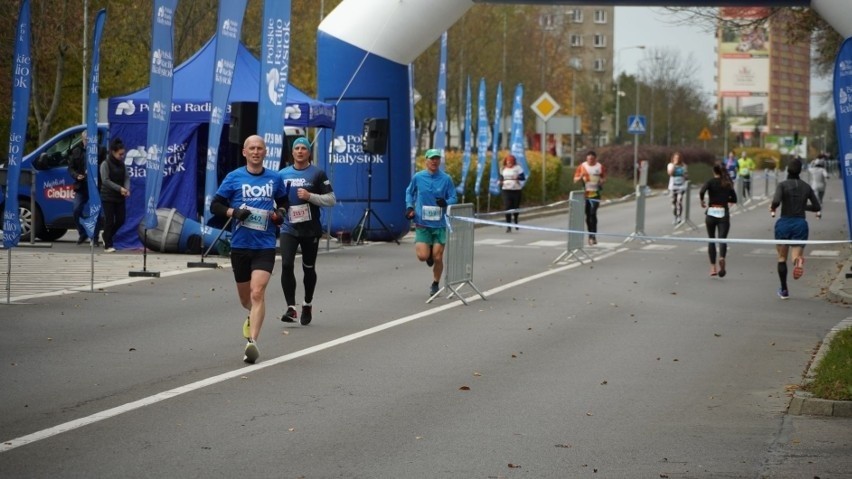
[532,92,560,122]
[698,127,713,141]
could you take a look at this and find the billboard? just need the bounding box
[718,7,770,119]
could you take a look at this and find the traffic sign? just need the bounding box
[627,115,646,135]
[531,92,560,122]
[698,127,712,141]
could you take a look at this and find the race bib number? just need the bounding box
[672,176,685,187]
[288,203,312,224]
[242,207,269,231]
[707,206,725,219]
[740,168,750,177]
[585,174,601,191]
[422,205,442,221]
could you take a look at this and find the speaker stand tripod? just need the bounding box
[352,153,399,245]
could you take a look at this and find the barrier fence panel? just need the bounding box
[673,181,698,232]
[429,203,486,305]
[553,190,592,264]
[624,184,649,243]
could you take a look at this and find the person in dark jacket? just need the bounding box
[99,138,130,253]
[67,131,104,245]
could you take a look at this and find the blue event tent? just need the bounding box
[105,36,336,250]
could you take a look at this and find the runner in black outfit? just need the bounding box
[699,163,737,278]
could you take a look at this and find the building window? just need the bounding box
[593,81,603,94]
[593,34,607,48]
[570,34,583,47]
[593,58,606,71]
[567,9,583,23]
[594,10,607,24]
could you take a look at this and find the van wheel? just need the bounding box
[16,201,65,242]
[17,202,35,241]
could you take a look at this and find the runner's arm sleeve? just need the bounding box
[307,191,336,207]
[210,195,230,218]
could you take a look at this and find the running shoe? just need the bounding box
[793,257,805,280]
[281,307,298,323]
[718,258,726,278]
[430,281,440,296]
[300,305,313,326]
[104,247,116,253]
[244,340,259,364]
[426,250,434,267]
[242,316,250,339]
[506,226,512,233]
[777,288,790,300]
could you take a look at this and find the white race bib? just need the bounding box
[707,206,725,219]
[241,207,269,231]
[288,203,312,224]
[740,168,750,177]
[422,205,442,221]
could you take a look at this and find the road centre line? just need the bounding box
[0,247,627,453]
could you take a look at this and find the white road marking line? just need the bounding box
[0,247,628,453]
[527,240,564,247]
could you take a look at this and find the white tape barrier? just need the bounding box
[448,214,848,246]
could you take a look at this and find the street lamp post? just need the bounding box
[615,45,645,143]
[570,59,581,167]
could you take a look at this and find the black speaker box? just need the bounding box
[229,102,258,145]
[362,118,388,155]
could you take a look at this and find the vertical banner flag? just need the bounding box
[474,78,488,195]
[510,83,530,179]
[3,0,31,249]
[258,0,292,170]
[457,77,472,195]
[143,0,178,229]
[82,9,106,240]
[204,0,247,225]
[834,36,852,239]
[435,31,448,170]
[409,63,417,174]
[489,82,503,195]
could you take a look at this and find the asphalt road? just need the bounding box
[1,175,851,478]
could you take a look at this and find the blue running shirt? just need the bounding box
[216,167,287,249]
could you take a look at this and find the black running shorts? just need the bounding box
[230,248,276,283]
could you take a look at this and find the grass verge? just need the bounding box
[804,327,852,401]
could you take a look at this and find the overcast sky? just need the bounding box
[613,7,832,118]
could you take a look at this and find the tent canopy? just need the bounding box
[108,37,336,128]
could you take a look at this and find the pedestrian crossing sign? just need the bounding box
[627,115,646,135]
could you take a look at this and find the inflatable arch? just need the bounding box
[315,0,851,241]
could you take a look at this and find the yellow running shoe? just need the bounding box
[242,316,250,340]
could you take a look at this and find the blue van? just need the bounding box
[1,123,109,241]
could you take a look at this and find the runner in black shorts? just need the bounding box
[211,135,288,363]
[770,158,821,300]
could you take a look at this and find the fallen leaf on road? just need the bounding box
[473,372,481,376]
[459,386,471,391]
[555,444,572,448]
[714,333,721,337]
[508,464,520,469]
[600,380,608,385]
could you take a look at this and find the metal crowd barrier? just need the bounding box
[553,190,592,264]
[624,184,649,243]
[673,181,698,232]
[428,203,486,305]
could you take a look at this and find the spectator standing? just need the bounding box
[98,139,130,253]
[738,151,756,200]
[499,155,525,232]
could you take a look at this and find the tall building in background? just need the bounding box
[538,5,614,152]
[717,7,810,154]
